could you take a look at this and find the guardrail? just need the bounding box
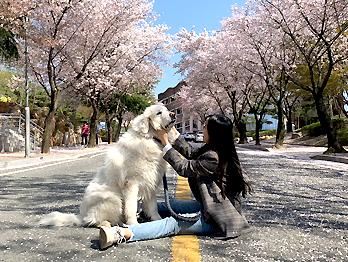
[0,113,44,148]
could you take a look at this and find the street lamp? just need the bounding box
[24,17,30,158]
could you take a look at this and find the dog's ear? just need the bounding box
[132,114,150,135]
[150,118,161,131]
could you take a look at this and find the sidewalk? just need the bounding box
[1,138,348,170]
[0,142,114,170]
[236,140,348,164]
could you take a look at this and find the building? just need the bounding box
[158,81,202,134]
[158,82,282,134]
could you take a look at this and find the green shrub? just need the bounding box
[301,119,347,137]
[237,129,277,139]
[301,122,323,136]
[338,128,348,146]
[259,129,277,137]
[246,131,255,138]
[100,129,108,137]
[99,120,119,142]
[333,118,346,130]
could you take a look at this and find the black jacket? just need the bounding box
[163,136,251,239]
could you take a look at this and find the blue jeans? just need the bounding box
[127,199,214,242]
[81,134,88,145]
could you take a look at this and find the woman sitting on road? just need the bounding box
[99,114,252,249]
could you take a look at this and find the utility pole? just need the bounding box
[24,18,30,158]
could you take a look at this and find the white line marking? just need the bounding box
[0,152,106,177]
[89,152,106,158]
[0,158,79,177]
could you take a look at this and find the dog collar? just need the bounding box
[153,136,162,144]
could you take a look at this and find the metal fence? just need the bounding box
[0,113,44,148]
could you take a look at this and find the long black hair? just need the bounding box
[205,115,252,198]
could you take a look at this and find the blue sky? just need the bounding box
[152,0,247,97]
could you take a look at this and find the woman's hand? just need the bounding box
[171,126,179,137]
[156,128,169,146]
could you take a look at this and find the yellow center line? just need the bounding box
[172,175,201,262]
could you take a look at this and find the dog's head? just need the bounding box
[132,105,176,137]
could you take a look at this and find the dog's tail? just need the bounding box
[39,211,83,227]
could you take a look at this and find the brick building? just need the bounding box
[158,81,202,134]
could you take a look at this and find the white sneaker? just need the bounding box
[99,226,126,250]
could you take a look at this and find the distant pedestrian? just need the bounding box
[81,122,89,146]
[99,114,252,249]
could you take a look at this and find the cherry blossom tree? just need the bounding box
[206,32,256,144]
[72,22,171,146]
[176,26,277,144]
[0,1,42,67]
[223,72,254,144]
[0,0,40,31]
[259,0,348,153]
[20,0,166,153]
[174,29,225,123]
[176,83,219,124]
[221,2,302,147]
[283,90,301,132]
[174,28,249,134]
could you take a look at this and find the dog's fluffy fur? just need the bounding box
[39,105,176,227]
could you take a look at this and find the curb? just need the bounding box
[235,144,270,152]
[310,154,348,164]
[0,149,107,170]
[236,143,348,165]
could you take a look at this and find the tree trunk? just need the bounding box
[254,116,261,145]
[41,107,56,153]
[87,100,99,148]
[275,102,285,147]
[114,116,123,142]
[286,108,293,133]
[236,120,248,144]
[41,91,58,154]
[105,110,113,144]
[107,119,113,144]
[314,93,346,153]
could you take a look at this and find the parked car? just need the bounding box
[195,131,204,142]
[183,132,195,141]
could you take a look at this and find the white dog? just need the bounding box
[39,104,176,227]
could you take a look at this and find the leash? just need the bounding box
[163,173,201,222]
[153,137,201,222]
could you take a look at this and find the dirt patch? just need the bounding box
[262,133,328,147]
[287,134,328,146]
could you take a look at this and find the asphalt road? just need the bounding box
[0,145,347,261]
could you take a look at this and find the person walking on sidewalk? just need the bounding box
[99,114,252,249]
[81,122,89,146]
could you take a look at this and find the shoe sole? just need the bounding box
[99,226,112,250]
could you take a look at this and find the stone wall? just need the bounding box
[0,129,40,152]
